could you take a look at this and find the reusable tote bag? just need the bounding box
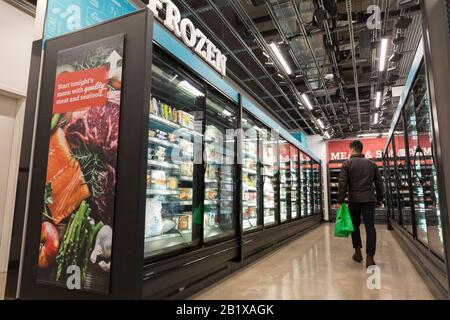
[334,203,354,237]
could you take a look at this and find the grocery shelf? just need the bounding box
[148,160,180,170]
[150,114,180,130]
[146,189,179,196]
[148,137,180,149]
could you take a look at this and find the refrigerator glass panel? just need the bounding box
[242,114,262,231]
[394,115,413,234]
[204,90,237,241]
[385,141,399,222]
[312,161,321,215]
[290,145,299,219]
[301,152,313,216]
[262,129,278,226]
[405,83,428,245]
[144,52,203,258]
[406,64,444,257]
[279,140,290,222]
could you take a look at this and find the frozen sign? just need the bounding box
[148,0,227,77]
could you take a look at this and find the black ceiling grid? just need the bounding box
[17,0,423,137]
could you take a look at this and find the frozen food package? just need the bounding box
[152,146,167,161]
[151,170,167,190]
[179,188,193,200]
[205,189,218,200]
[150,97,159,116]
[167,177,178,190]
[178,214,190,231]
[145,198,163,237]
[180,163,193,177]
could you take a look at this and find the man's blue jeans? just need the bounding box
[349,202,377,256]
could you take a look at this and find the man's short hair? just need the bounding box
[349,140,364,153]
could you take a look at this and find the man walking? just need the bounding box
[338,140,384,268]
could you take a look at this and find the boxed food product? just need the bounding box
[206,144,219,163]
[243,207,249,220]
[155,129,168,141]
[206,166,218,180]
[168,133,177,143]
[178,214,191,231]
[148,130,157,138]
[150,146,167,161]
[150,97,159,116]
[146,170,152,188]
[150,170,167,190]
[205,189,218,200]
[179,188,193,201]
[178,111,194,129]
[167,177,178,190]
[145,198,163,237]
[180,163,193,177]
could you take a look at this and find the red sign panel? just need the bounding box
[327,138,386,162]
[53,67,108,114]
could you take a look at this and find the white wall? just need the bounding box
[307,135,330,221]
[0,93,25,272]
[0,2,34,272]
[0,1,35,95]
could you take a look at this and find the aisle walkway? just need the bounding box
[193,224,434,300]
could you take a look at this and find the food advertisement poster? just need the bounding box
[37,34,124,294]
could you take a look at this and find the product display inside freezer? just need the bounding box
[143,50,323,259]
[203,91,238,241]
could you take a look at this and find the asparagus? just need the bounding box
[65,202,84,266]
[56,213,76,280]
[82,221,104,283]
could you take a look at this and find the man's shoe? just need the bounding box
[366,255,376,268]
[353,248,363,263]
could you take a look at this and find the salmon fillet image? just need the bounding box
[46,128,90,224]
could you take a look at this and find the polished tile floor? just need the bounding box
[193,224,434,300]
[0,272,6,300]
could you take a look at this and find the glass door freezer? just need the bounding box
[262,128,279,226]
[203,89,238,242]
[290,145,299,219]
[279,140,290,222]
[242,113,262,232]
[145,51,204,258]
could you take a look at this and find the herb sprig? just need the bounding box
[71,144,106,199]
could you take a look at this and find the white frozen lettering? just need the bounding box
[147,0,227,77]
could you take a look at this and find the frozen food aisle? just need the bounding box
[193,224,434,300]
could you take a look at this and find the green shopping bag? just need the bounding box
[334,203,354,238]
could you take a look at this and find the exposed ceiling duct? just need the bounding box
[17,0,423,137]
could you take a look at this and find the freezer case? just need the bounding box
[203,90,238,242]
[242,113,262,232]
[312,161,322,215]
[300,152,313,216]
[262,128,278,226]
[290,145,299,219]
[279,140,290,222]
[144,52,204,258]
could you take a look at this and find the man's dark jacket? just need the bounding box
[338,154,384,203]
